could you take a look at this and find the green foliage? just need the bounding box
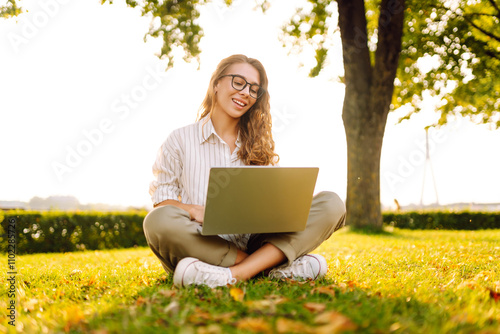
[280,0,500,128]
[3,229,499,333]
[1,210,148,254]
[101,0,206,69]
[393,0,500,127]
[0,0,22,18]
[384,211,500,230]
[281,0,336,77]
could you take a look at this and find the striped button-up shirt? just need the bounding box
[149,117,250,250]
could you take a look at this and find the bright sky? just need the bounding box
[1,0,499,210]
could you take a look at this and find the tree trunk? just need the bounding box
[337,0,405,230]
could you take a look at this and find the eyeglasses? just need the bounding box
[220,74,265,99]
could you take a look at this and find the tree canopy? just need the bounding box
[3,0,497,126]
[282,0,500,128]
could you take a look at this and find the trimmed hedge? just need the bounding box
[383,211,500,230]
[1,210,148,254]
[1,210,499,254]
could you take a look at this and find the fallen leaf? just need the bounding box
[229,287,245,302]
[303,302,327,313]
[264,295,289,304]
[188,309,212,325]
[311,286,336,297]
[314,311,357,333]
[135,296,147,306]
[63,305,85,332]
[197,324,222,334]
[389,322,402,332]
[275,318,311,333]
[245,300,274,310]
[236,317,271,333]
[212,311,237,323]
[158,289,177,298]
[347,280,370,289]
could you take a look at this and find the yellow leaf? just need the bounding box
[229,287,245,302]
[63,305,85,332]
[236,317,271,333]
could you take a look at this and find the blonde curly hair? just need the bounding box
[197,54,279,166]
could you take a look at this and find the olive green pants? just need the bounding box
[143,191,346,273]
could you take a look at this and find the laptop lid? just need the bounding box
[201,167,319,235]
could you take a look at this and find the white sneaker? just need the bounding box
[173,257,237,288]
[268,254,327,281]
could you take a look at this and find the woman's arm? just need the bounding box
[154,199,205,223]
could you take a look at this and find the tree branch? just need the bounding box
[463,14,500,42]
[486,0,500,18]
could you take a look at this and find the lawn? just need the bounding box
[1,228,499,333]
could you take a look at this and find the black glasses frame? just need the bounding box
[220,74,265,99]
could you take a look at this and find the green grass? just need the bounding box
[1,228,499,333]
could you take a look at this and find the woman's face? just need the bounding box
[214,62,261,120]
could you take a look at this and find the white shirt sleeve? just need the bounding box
[149,131,184,206]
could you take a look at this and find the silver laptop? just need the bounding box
[201,167,319,235]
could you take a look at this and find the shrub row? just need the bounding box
[383,211,500,230]
[1,210,148,254]
[1,210,499,254]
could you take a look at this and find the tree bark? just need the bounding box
[337,0,405,230]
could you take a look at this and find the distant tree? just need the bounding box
[3,0,499,229]
[28,196,47,211]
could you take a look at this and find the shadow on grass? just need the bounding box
[64,275,494,334]
[346,224,394,236]
[343,225,433,242]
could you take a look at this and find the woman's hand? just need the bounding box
[154,200,205,224]
[188,205,205,224]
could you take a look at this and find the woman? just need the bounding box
[143,54,346,288]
